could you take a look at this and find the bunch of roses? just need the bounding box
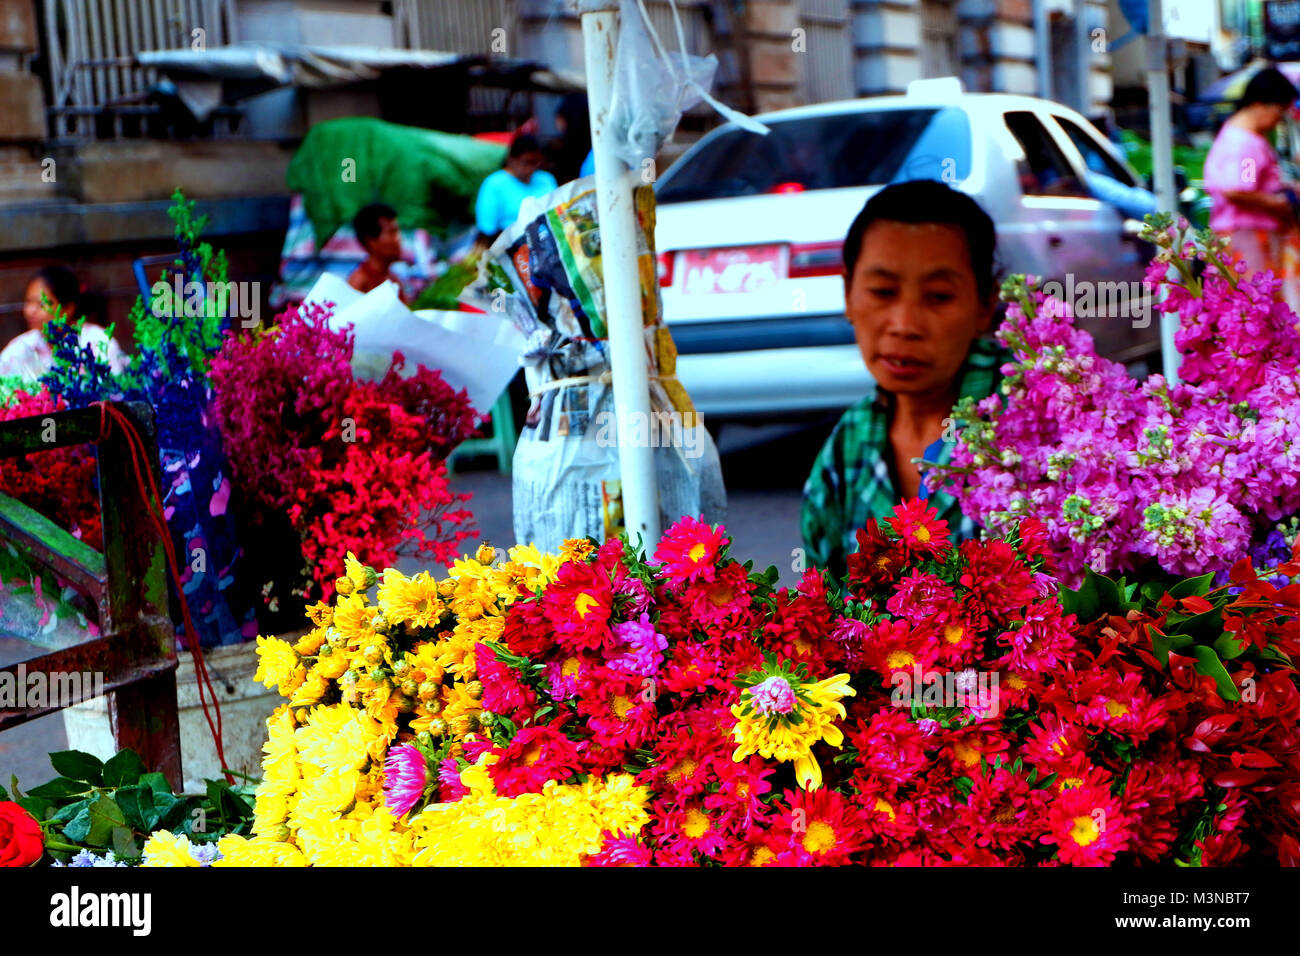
[932,214,1300,583]
[209,301,479,600]
[0,388,101,550]
[139,499,1300,866]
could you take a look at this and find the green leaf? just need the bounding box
[63,805,92,843]
[51,797,91,824]
[87,794,128,847]
[1213,631,1249,661]
[111,826,139,859]
[16,796,53,821]
[1179,606,1225,641]
[139,772,174,796]
[1093,572,1121,614]
[1060,573,1100,621]
[0,782,7,801]
[1141,580,1168,605]
[1170,572,1216,599]
[26,776,94,800]
[114,785,152,833]
[49,750,105,785]
[1191,645,1240,702]
[102,749,146,788]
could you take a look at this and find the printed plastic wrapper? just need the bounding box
[301,273,525,415]
[477,178,726,551]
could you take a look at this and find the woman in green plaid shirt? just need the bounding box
[801,180,1012,579]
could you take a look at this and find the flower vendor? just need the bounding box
[1202,67,1300,313]
[801,180,1010,578]
[0,266,126,382]
[348,203,410,302]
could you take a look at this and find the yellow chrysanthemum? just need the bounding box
[559,538,597,564]
[332,592,375,644]
[407,765,648,866]
[213,834,308,867]
[289,670,330,707]
[140,831,202,867]
[344,552,373,592]
[253,635,303,695]
[730,671,856,791]
[378,569,445,629]
[293,627,327,656]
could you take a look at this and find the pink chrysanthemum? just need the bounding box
[382,744,428,817]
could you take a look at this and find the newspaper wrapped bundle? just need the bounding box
[480,177,726,550]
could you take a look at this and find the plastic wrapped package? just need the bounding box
[478,178,726,551]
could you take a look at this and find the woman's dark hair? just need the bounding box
[353,202,397,245]
[509,133,543,158]
[1239,67,1298,109]
[33,265,80,308]
[842,179,999,302]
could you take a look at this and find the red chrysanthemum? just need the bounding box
[487,724,582,796]
[540,558,616,651]
[654,515,729,584]
[1040,784,1132,866]
[885,497,952,557]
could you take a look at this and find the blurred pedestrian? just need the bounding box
[348,202,409,302]
[475,134,558,245]
[0,265,126,382]
[1203,67,1300,310]
[801,181,1010,579]
[552,93,593,184]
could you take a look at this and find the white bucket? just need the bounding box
[62,636,297,792]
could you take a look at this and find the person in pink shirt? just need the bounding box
[1203,68,1300,311]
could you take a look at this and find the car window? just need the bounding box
[1003,111,1089,199]
[1053,116,1139,187]
[656,107,972,203]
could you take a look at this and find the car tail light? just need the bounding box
[657,251,675,287]
[788,241,844,278]
[771,181,805,194]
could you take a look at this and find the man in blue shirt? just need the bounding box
[475,134,559,243]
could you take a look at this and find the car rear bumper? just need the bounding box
[668,314,857,354]
[675,342,873,418]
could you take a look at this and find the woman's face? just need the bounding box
[844,220,993,399]
[23,278,68,331]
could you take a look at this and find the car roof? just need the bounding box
[750,91,1075,124]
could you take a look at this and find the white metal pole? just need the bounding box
[1147,0,1180,384]
[578,1,662,551]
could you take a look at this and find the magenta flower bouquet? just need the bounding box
[932,214,1300,584]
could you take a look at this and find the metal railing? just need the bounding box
[43,0,238,141]
[393,0,514,55]
[0,402,182,787]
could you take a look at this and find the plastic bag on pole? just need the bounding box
[608,0,768,172]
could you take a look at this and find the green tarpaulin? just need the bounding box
[286,117,508,247]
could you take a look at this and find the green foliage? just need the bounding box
[14,747,255,864]
[124,189,231,382]
[1060,567,1248,701]
[410,259,480,311]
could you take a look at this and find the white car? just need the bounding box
[653,77,1158,419]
